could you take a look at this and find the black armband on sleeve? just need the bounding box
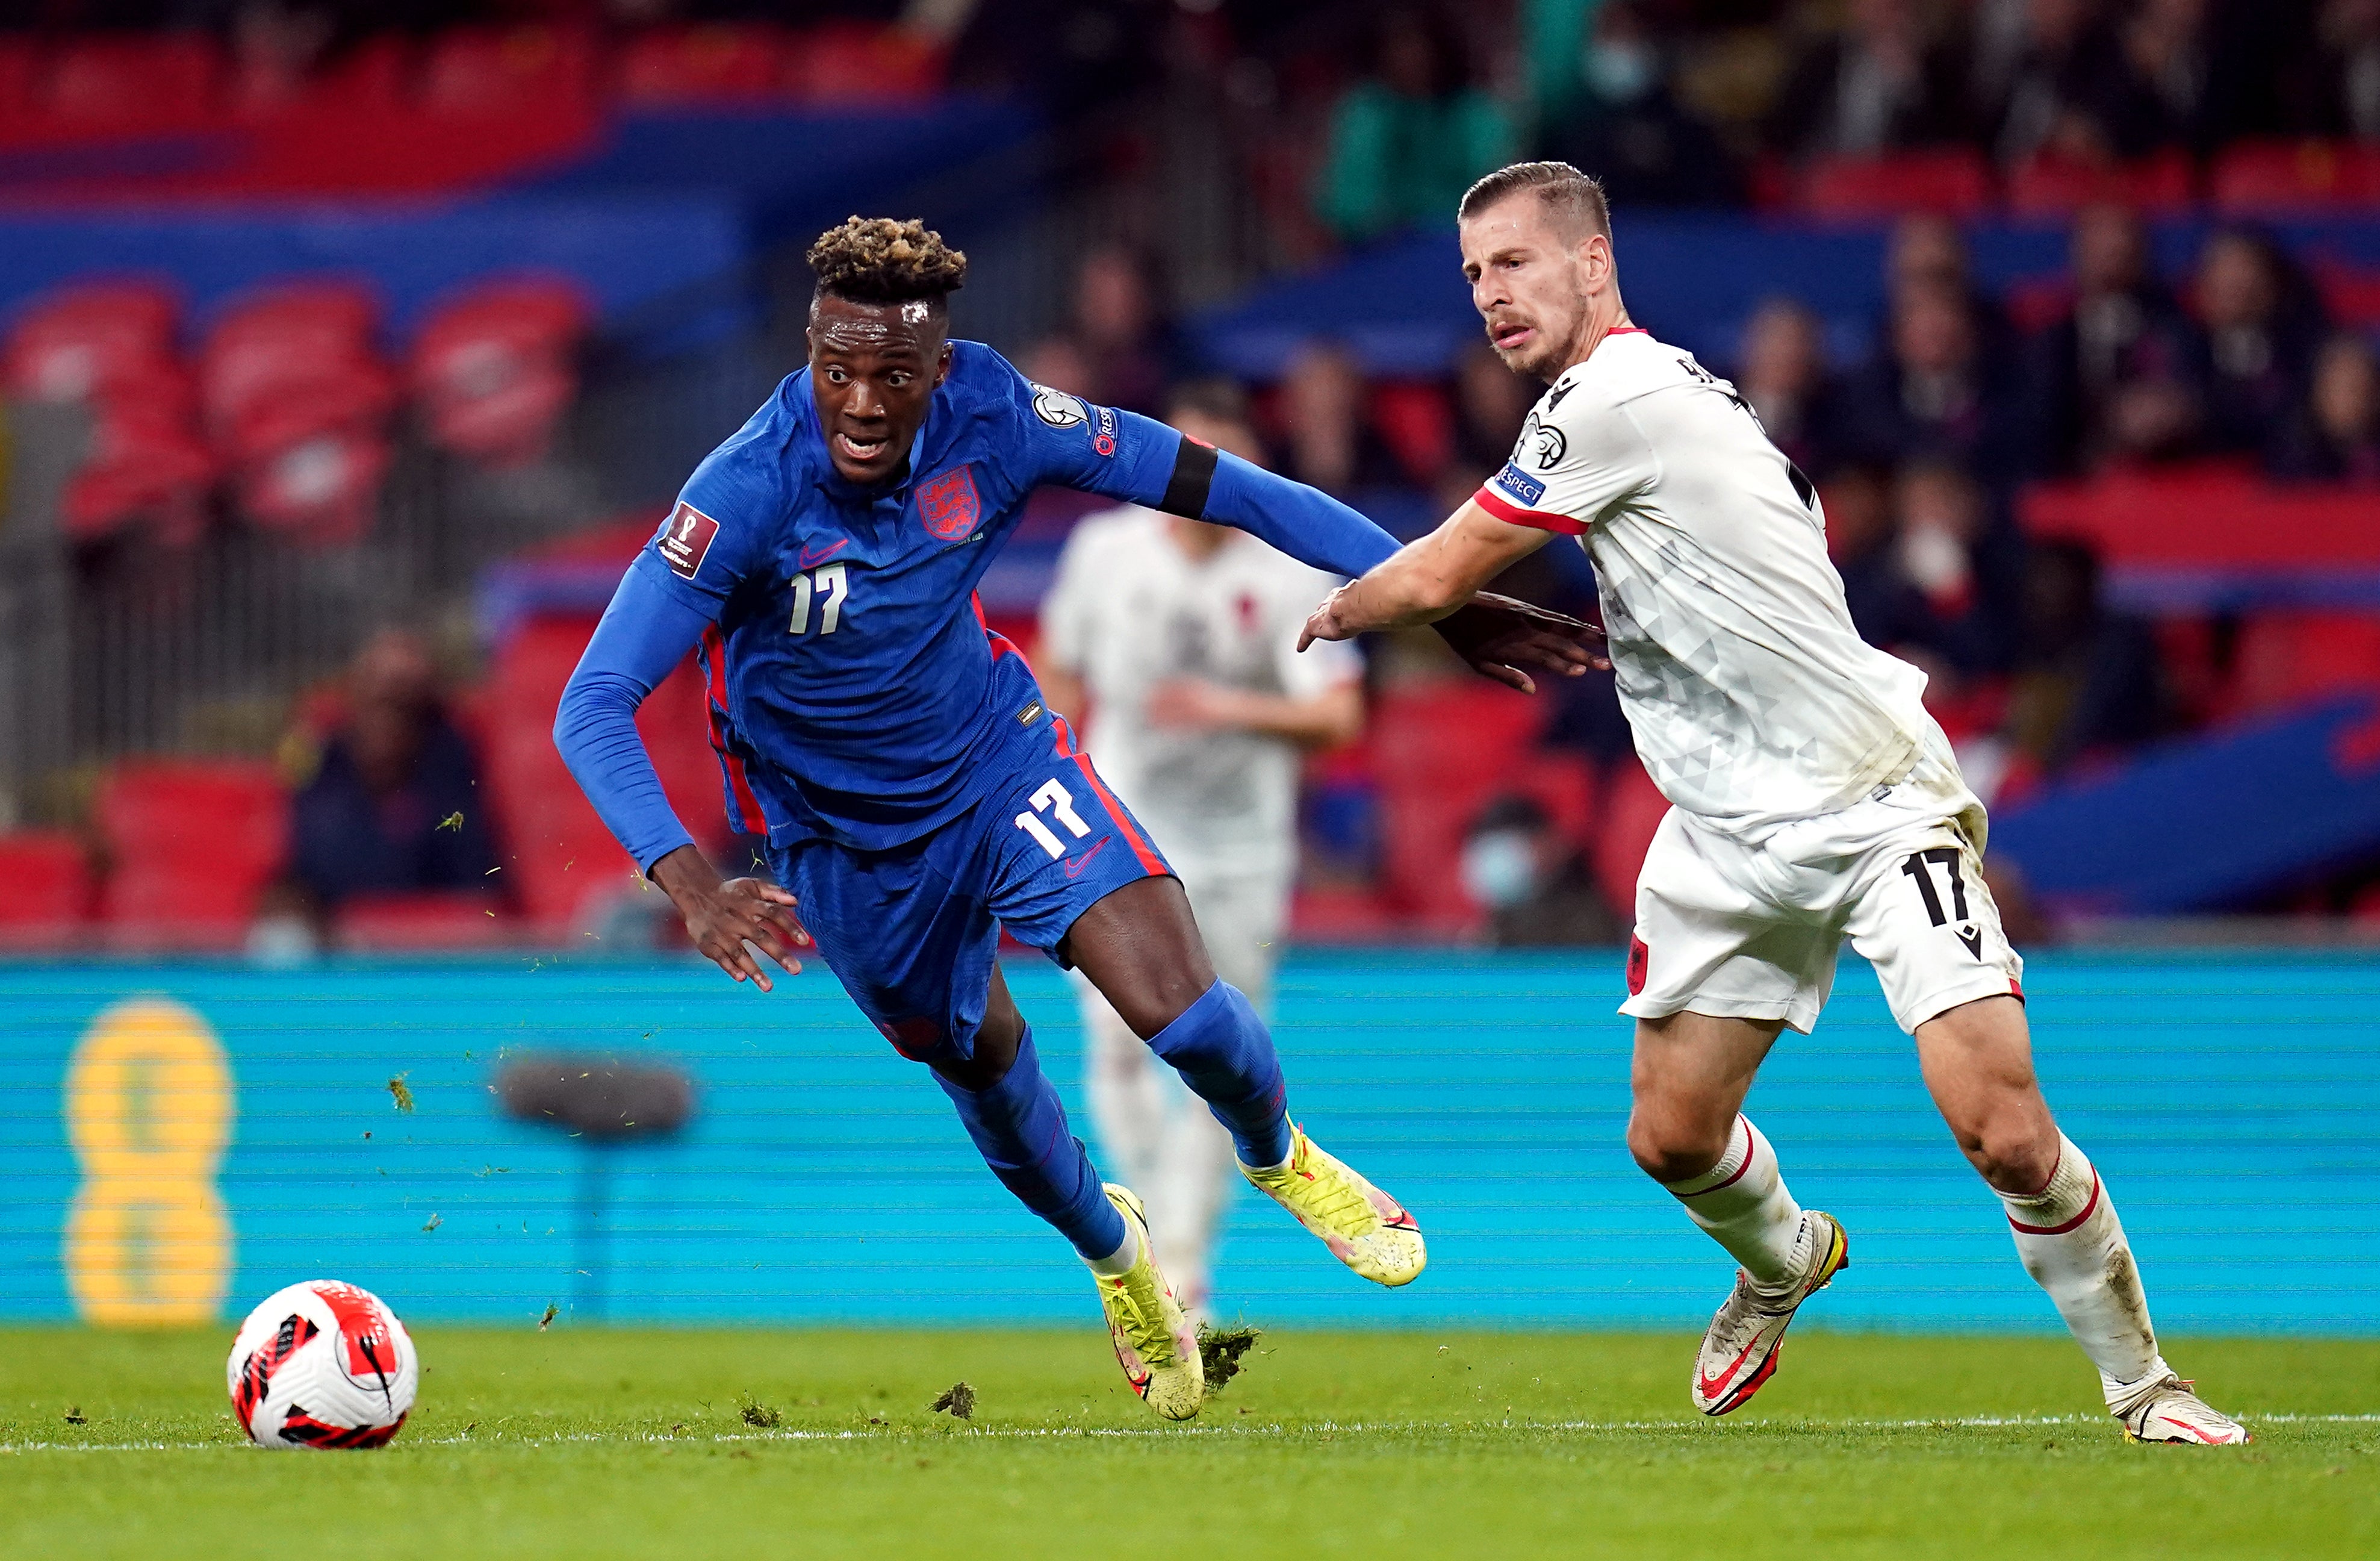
[1157,435,1219,519]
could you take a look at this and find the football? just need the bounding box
[225,1280,418,1450]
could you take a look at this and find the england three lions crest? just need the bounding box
[918,464,981,542]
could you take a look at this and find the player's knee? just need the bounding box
[1626,1109,1729,1185]
[1953,1106,2060,1194]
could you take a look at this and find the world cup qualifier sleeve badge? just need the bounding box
[918,464,982,542]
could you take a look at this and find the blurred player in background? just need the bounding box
[1038,381,1365,1318]
[1303,163,2249,1445]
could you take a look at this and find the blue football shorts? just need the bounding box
[766,716,1172,1070]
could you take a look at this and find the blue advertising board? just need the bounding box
[1,950,2372,1332]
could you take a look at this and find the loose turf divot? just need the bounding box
[738,1397,780,1429]
[929,1382,975,1420]
[1198,1325,1262,1394]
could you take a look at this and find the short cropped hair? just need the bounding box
[1457,161,1611,240]
[807,216,969,305]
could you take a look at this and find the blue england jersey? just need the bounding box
[580,341,1399,863]
[558,340,1400,873]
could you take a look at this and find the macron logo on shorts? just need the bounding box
[1493,463,1546,508]
[658,502,720,580]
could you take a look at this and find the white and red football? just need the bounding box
[225,1280,418,1450]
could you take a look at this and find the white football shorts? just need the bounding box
[1621,782,2024,1036]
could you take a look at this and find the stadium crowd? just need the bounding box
[3,0,2378,947]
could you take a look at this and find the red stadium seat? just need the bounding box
[479,616,723,932]
[420,25,595,117]
[409,277,590,467]
[2210,140,2380,215]
[619,25,794,105]
[1369,381,1455,486]
[2225,612,2380,718]
[1370,681,1547,929]
[200,282,394,542]
[786,23,948,104]
[61,402,217,545]
[1796,151,1993,219]
[200,281,388,443]
[95,759,288,949]
[1591,756,1670,918]
[0,39,35,132]
[0,830,93,949]
[5,282,214,544]
[335,891,512,951]
[2004,151,2196,217]
[2,280,181,403]
[41,34,222,130]
[2310,258,2380,330]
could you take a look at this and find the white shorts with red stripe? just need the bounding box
[1622,783,2024,1036]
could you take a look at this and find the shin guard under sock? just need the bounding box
[1996,1134,2163,1398]
[936,1026,1125,1260]
[1145,979,1293,1168]
[1659,1115,1807,1289]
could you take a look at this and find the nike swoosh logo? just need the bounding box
[1697,1337,1763,1401]
[1063,837,1110,877]
[1957,927,1983,959]
[2157,1415,2223,1442]
[1547,381,1575,410]
[797,538,850,569]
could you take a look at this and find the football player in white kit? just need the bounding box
[1040,381,1366,1316]
[1299,162,2248,1444]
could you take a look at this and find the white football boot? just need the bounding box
[2112,1373,2252,1445]
[1689,1210,1850,1416]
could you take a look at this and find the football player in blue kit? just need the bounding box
[555,217,1597,1419]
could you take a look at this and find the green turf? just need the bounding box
[2,1329,2373,1560]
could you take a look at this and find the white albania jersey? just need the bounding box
[1040,506,1361,879]
[1472,327,1943,841]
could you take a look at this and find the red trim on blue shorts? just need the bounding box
[1051,714,1169,877]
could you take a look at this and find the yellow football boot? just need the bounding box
[1240,1125,1426,1287]
[1090,1184,1203,1421]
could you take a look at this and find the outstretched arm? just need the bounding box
[1300,500,1608,692]
[1165,438,1602,690]
[553,566,807,988]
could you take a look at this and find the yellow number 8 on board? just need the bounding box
[63,998,235,1325]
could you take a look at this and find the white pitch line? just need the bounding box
[4,1412,2375,1453]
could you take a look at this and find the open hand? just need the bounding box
[1429,591,1609,694]
[648,846,810,991]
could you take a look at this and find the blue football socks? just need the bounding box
[935,1026,1125,1260]
[1145,979,1294,1168]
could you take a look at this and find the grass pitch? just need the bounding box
[2,1329,2373,1560]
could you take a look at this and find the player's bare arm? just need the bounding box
[1300,502,1607,693]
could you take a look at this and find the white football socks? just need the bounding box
[1084,1220,1142,1278]
[1996,1133,2167,1403]
[1661,1115,1808,1290]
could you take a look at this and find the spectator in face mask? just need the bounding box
[1462,793,1626,948]
[1538,0,1742,207]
